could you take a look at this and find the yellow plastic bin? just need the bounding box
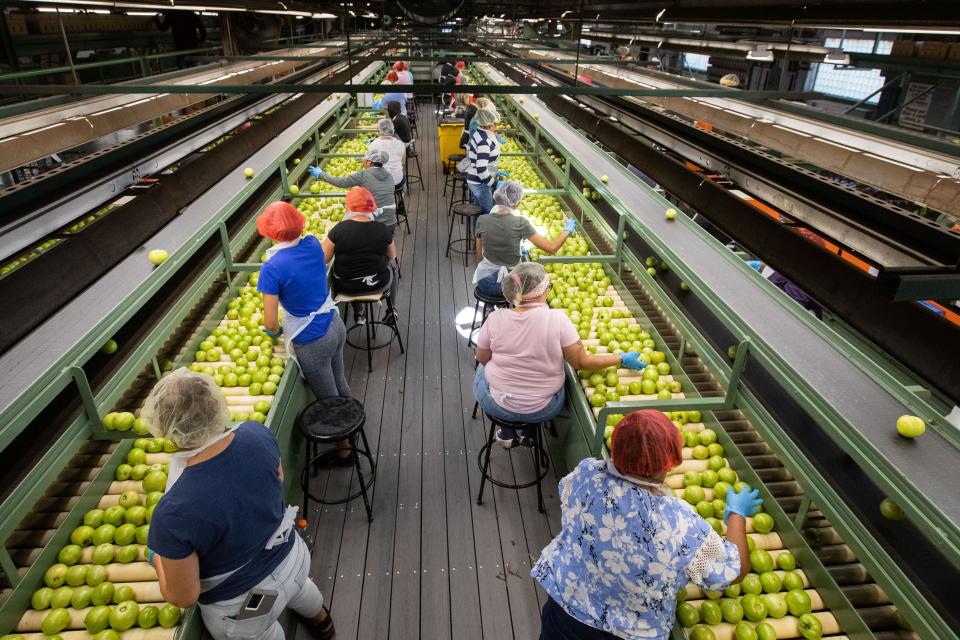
[438,119,465,174]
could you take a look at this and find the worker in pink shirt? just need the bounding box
[473,263,645,447]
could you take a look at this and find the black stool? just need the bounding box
[298,396,375,522]
[337,286,405,372]
[447,172,469,216]
[446,202,482,266]
[468,286,509,347]
[477,415,551,513]
[405,142,423,190]
[394,187,411,235]
[444,153,465,188]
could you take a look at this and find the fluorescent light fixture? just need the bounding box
[863,27,960,34]
[746,45,774,62]
[347,9,355,15]
[313,12,335,18]
[127,10,160,14]
[560,10,571,17]
[28,0,114,6]
[823,48,850,64]
[254,9,312,15]
[655,8,666,21]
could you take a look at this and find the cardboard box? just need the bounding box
[890,40,916,57]
[917,41,950,59]
[6,14,27,36]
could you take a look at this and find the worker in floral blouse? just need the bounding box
[532,410,760,639]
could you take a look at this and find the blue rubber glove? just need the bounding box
[497,135,506,144]
[496,170,510,177]
[563,218,577,234]
[724,485,763,523]
[261,325,283,339]
[746,260,762,272]
[146,548,155,566]
[520,245,530,259]
[620,351,644,370]
[308,166,323,179]
[371,100,382,110]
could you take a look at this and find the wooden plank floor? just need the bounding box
[293,105,563,640]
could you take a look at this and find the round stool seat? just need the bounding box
[452,171,469,183]
[298,396,365,441]
[448,153,465,163]
[474,286,507,306]
[452,202,482,217]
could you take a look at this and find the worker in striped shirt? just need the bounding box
[466,107,503,214]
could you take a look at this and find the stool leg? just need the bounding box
[445,209,457,257]
[477,420,497,506]
[386,295,405,353]
[351,434,374,522]
[365,303,374,373]
[534,425,546,513]
[468,297,480,347]
[472,400,479,419]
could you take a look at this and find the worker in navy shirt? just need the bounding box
[256,201,353,462]
[256,201,350,397]
[143,369,335,640]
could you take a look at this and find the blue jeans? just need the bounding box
[474,365,564,439]
[539,597,618,640]
[476,273,502,297]
[467,180,494,214]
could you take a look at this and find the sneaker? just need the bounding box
[296,607,335,640]
[495,429,517,449]
[354,308,367,325]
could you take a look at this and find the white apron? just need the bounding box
[264,239,338,369]
[167,426,300,593]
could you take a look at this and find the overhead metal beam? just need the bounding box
[492,61,960,404]
[0,82,824,101]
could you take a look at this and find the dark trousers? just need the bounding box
[539,598,619,640]
[475,273,502,297]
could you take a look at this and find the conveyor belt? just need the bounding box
[0,61,379,442]
[476,64,960,558]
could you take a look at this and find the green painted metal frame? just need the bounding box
[0,81,363,453]
[478,62,958,638]
[0,82,379,640]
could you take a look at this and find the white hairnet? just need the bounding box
[377,118,395,136]
[140,368,229,449]
[493,180,524,207]
[474,108,500,128]
[501,262,549,307]
[475,97,494,111]
[364,148,389,165]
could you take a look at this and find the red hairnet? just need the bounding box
[386,70,399,82]
[256,201,304,242]
[392,61,404,71]
[612,410,682,477]
[455,60,466,69]
[345,187,377,213]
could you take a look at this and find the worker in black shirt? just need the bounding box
[387,101,412,144]
[156,11,206,68]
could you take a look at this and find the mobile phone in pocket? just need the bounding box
[235,589,279,621]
